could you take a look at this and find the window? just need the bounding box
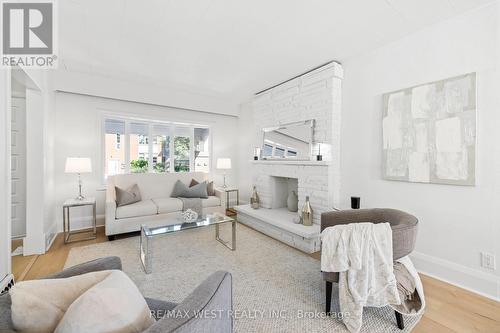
[104,119,125,176]
[174,127,191,172]
[194,127,210,172]
[286,150,297,157]
[103,117,210,179]
[152,125,171,173]
[129,123,149,173]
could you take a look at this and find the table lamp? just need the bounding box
[65,157,92,200]
[216,158,231,188]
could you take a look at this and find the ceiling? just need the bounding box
[58,0,496,106]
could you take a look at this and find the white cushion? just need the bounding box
[10,271,111,333]
[116,200,158,219]
[55,270,154,333]
[152,197,183,214]
[202,196,221,208]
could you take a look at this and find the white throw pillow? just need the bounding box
[55,270,155,333]
[10,270,112,333]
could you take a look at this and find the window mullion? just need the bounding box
[124,121,130,173]
[148,124,153,173]
[190,127,195,172]
[170,125,175,173]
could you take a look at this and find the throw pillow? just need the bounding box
[182,181,208,198]
[10,270,112,333]
[115,184,142,207]
[55,270,154,333]
[171,180,189,197]
[190,179,215,196]
[171,180,208,198]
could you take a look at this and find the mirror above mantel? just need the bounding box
[260,120,314,161]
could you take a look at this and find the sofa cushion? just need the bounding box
[202,196,221,208]
[115,184,142,207]
[152,197,183,214]
[116,200,158,219]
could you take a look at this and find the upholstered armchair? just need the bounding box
[321,208,418,330]
[0,257,233,333]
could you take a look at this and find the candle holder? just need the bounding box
[253,147,260,160]
[316,144,323,161]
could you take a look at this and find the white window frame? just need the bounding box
[101,114,211,183]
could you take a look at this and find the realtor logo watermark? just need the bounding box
[1,0,57,68]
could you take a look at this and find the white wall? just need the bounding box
[53,92,239,231]
[342,3,500,299]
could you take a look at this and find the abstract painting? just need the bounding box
[382,73,476,185]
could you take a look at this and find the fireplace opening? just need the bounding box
[270,176,298,209]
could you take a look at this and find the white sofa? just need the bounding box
[105,172,225,238]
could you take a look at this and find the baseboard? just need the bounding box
[45,221,58,251]
[58,214,105,233]
[410,251,500,302]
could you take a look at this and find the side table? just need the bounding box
[218,187,239,216]
[63,197,97,243]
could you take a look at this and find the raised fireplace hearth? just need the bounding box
[235,160,331,253]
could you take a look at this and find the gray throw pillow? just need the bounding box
[190,179,215,196]
[171,180,189,198]
[115,184,142,207]
[171,180,208,198]
[182,181,208,198]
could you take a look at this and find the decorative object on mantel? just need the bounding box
[65,157,92,200]
[253,147,260,160]
[316,144,323,161]
[382,72,476,186]
[351,196,361,209]
[250,186,260,209]
[301,196,313,226]
[293,215,302,224]
[287,190,298,212]
[181,209,198,223]
[216,158,232,188]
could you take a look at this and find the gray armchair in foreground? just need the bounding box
[0,257,233,333]
[321,208,418,330]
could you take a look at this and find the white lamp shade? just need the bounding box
[216,158,231,169]
[65,157,92,173]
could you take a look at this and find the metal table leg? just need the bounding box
[215,221,236,251]
[140,225,152,274]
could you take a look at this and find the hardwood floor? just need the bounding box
[12,226,500,332]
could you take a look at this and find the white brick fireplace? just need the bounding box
[236,62,343,253]
[252,162,330,225]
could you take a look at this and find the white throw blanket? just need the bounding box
[321,223,400,333]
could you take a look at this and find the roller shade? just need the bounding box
[105,119,125,134]
[129,122,149,135]
[153,125,171,136]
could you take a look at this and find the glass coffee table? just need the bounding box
[140,214,236,274]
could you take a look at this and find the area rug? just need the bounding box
[65,224,421,332]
